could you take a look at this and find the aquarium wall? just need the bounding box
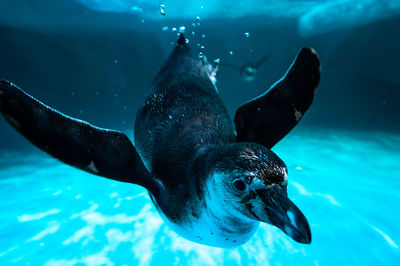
[1,0,399,150]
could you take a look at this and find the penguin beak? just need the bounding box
[251,185,312,244]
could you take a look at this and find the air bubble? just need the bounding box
[160,4,166,16]
[131,6,142,12]
[198,52,204,59]
[162,26,168,31]
[179,26,186,33]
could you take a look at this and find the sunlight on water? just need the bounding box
[0,128,399,265]
[73,0,400,36]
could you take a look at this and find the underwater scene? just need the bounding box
[0,0,399,265]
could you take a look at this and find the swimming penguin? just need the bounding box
[222,53,270,82]
[0,34,320,248]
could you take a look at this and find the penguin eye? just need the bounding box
[232,179,246,192]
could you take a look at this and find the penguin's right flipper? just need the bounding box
[255,54,270,68]
[0,80,158,193]
[234,48,320,149]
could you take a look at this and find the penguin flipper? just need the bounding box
[0,80,156,192]
[255,54,270,68]
[234,48,320,148]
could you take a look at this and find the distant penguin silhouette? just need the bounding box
[223,54,270,82]
[0,34,320,248]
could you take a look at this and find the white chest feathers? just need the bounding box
[156,177,259,248]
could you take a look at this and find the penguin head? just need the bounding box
[207,143,311,244]
[240,64,257,82]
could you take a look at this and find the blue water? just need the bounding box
[74,0,400,36]
[2,0,400,36]
[1,128,399,265]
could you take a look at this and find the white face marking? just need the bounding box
[163,172,258,247]
[86,161,98,174]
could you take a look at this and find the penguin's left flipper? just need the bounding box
[0,80,156,191]
[234,48,320,149]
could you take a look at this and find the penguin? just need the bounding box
[0,34,320,248]
[222,53,270,82]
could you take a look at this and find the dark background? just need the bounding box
[1,0,399,150]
